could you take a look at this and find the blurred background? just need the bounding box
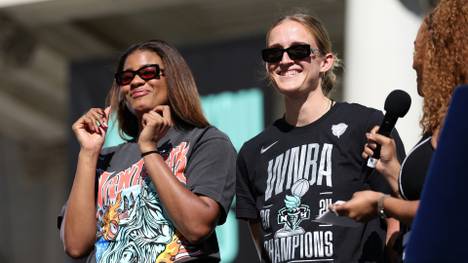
[0,0,436,262]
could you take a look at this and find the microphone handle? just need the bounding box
[366,114,398,169]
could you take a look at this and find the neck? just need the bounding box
[283,90,332,127]
[136,114,143,132]
[431,127,440,149]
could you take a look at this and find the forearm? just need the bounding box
[248,221,264,262]
[143,153,220,243]
[380,161,402,197]
[384,197,419,226]
[63,150,98,257]
[385,217,399,244]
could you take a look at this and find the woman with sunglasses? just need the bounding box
[331,0,468,259]
[236,13,405,262]
[61,40,236,262]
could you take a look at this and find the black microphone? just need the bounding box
[367,89,411,169]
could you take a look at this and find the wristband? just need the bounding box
[141,150,160,157]
[377,194,389,219]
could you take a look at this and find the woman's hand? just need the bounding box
[333,191,420,226]
[331,190,382,222]
[65,106,110,257]
[363,126,401,190]
[138,105,172,152]
[72,108,108,152]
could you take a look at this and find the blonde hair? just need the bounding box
[266,13,341,95]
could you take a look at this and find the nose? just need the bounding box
[279,51,294,64]
[129,74,145,88]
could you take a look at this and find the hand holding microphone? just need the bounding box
[366,90,411,167]
[364,90,411,181]
[363,127,403,187]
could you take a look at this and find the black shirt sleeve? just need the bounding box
[235,145,259,220]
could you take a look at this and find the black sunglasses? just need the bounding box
[262,44,318,63]
[115,64,164,86]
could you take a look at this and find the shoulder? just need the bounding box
[238,119,281,158]
[190,125,233,144]
[172,125,230,142]
[334,102,382,117]
[183,126,236,154]
[201,125,231,140]
[333,102,383,127]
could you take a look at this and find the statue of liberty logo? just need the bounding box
[275,179,311,238]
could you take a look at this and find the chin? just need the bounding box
[275,80,305,93]
[127,102,152,114]
[276,86,299,94]
[274,76,306,90]
[127,97,154,111]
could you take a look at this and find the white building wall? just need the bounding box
[344,0,424,150]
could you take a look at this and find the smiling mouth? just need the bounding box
[131,89,149,98]
[278,70,301,77]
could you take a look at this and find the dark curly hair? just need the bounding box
[419,0,468,134]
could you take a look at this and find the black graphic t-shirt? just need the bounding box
[60,125,236,263]
[236,102,405,263]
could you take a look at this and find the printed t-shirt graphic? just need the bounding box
[96,142,197,263]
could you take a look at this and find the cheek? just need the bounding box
[266,63,277,74]
[120,87,130,100]
[159,84,169,96]
[155,86,169,103]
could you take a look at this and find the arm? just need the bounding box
[236,144,265,261]
[138,106,223,244]
[333,190,419,226]
[385,217,399,244]
[248,220,264,262]
[142,153,221,243]
[381,196,419,226]
[63,108,108,258]
[385,217,403,263]
[385,217,402,263]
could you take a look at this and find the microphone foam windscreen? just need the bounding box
[384,89,412,117]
